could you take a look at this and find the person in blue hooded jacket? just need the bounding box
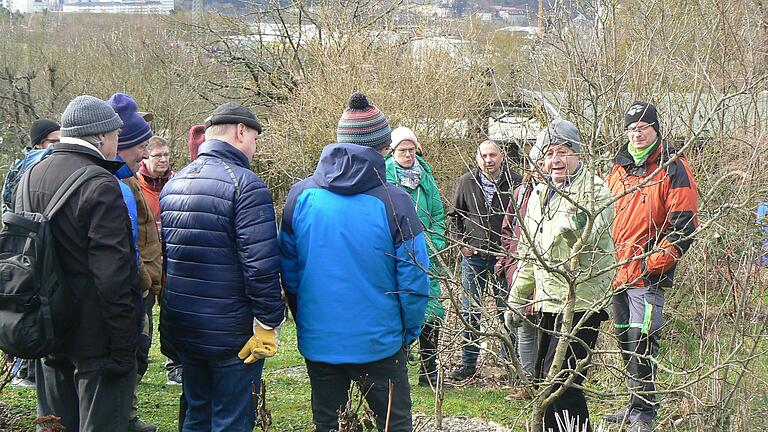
[279,92,430,432]
[160,102,284,432]
[108,92,160,432]
[3,118,59,390]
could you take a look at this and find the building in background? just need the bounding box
[3,0,173,13]
[62,0,173,14]
[3,0,56,13]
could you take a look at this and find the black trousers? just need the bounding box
[537,310,607,432]
[36,354,136,432]
[305,349,413,432]
[419,321,439,379]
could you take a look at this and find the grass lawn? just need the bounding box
[4,304,765,431]
[1,308,534,432]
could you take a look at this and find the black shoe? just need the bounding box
[450,365,477,381]
[128,416,158,432]
[418,373,452,389]
[418,372,436,387]
[166,367,183,385]
[603,407,630,424]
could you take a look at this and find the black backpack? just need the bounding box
[0,165,103,358]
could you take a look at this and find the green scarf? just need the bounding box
[628,138,659,166]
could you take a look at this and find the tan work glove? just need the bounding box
[237,326,277,364]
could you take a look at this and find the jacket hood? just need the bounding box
[114,154,134,179]
[197,139,250,169]
[313,143,387,195]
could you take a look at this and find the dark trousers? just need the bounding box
[144,293,156,341]
[131,297,153,420]
[178,354,264,432]
[35,355,136,432]
[613,288,664,423]
[460,255,509,366]
[537,310,606,432]
[419,322,439,379]
[306,349,413,432]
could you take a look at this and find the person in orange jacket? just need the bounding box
[604,101,699,432]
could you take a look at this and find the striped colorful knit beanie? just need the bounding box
[336,92,391,149]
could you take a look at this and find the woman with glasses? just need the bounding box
[384,126,446,388]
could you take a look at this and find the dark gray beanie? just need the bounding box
[536,119,581,154]
[60,95,124,138]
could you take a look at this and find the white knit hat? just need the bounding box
[389,126,422,153]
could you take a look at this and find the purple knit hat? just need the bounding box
[107,93,153,150]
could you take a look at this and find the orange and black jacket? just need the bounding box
[607,140,699,289]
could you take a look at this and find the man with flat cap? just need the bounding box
[159,102,284,431]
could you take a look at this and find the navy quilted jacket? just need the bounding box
[159,139,284,359]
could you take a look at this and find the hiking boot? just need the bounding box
[166,367,182,385]
[450,365,477,381]
[418,373,434,387]
[603,406,630,424]
[504,386,533,401]
[10,377,36,389]
[418,373,453,389]
[627,419,652,432]
[128,416,158,432]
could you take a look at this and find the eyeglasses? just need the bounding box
[626,123,656,134]
[149,152,170,159]
[543,148,576,160]
[396,148,417,155]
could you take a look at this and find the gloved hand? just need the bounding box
[103,349,135,377]
[504,310,522,333]
[238,326,277,364]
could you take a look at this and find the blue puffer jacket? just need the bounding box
[280,143,430,364]
[160,139,284,359]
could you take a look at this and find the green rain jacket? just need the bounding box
[385,155,446,322]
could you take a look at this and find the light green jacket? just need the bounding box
[510,166,615,314]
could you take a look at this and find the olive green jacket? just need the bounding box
[510,166,615,314]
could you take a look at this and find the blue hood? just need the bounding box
[312,143,386,195]
[114,154,132,179]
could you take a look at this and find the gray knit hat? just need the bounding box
[536,119,581,154]
[60,95,124,138]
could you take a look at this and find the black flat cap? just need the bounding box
[204,102,262,134]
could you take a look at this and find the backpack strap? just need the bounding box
[42,166,106,219]
[17,165,106,219]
